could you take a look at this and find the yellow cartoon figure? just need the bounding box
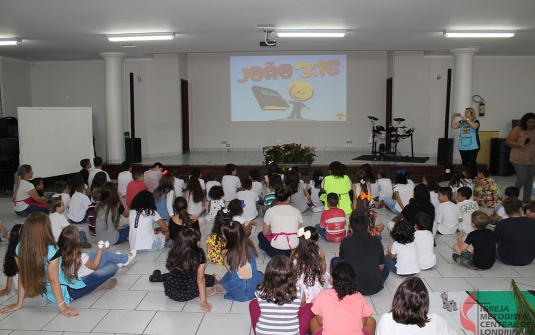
[286,81,314,119]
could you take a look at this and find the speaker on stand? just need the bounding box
[125,72,142,163]
[437,68,454,165]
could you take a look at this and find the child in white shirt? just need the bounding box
[205,171,220,201]
[249,169,264,206]
[48,197,91,248]
[489,186,519,223]
[449,165,473,199]
[375,168,393,209]
[67,179,91,224]
[118,161,133,197]
[435,187,461,236]
[413,213,436,270]
[53,181,71,215]
[222,163,241,202]
[171,168,185,197]
[385,220,420,276]
[237,178,259,221]
[456,186,479,234]
[191,167,206,193]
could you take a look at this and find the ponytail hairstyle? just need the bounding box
[185,176,204,203]
[69,174,85,197]
[13,165,32,199]
[360,163,376,183]
[423,174,440,193]
[90,171,108,191]
[355,169,369,194]
[166,228,203,274]
[18,213,56,298]
[58,226,83,284]
[285,169,300,194]
[449,165,469,188]
[210,209,232,246]
[3,223,23,278]
[154,173,175,201]
[311,169,323,189]
[290,226,324,287]
[173,196,192,228]
[221,220,257,270]
[395,169,408,185]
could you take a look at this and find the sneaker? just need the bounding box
[452,253,461,263]
[81,242,92,249]
[95,278,117,292]
[149,270,163,282]
[257,242,264,251]
[118,250,137,267]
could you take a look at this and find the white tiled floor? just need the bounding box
[0,170,532,334]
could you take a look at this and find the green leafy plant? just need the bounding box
[511,280,535,335]
[262,143,316,166]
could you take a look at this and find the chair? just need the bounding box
[0,126,8,139]
[0,156,14,192]
[8,125,18,138]
[0,117,18,128]
[0,138,19,167]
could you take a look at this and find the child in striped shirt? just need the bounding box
[249,254,314,335]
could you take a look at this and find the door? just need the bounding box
[181,80,190,153]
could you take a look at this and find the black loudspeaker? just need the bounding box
[489,138,514,176]
[437,138,454,165]
[125,137,142,163]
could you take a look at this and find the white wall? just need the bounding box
[125,54,182,158]
[30,61,107,157]
[188,51,387,151]
[0,57,32,117]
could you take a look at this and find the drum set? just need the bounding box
[368,116,415,161]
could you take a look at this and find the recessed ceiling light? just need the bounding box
[444,30,516,38]
[121,44,137,48]
[0,38,21,46]
[276,30,346,38]
[106,33,175,42]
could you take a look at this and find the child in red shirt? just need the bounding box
[315,193,347,242]
[126,170,147,208]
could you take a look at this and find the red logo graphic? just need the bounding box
[460,287,477,335]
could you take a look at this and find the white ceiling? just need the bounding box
[1,0,534,62]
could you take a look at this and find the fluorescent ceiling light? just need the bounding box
[276,30,346,38]
[444,30,516,38]
[0,39,21,46]
[107,33,175,42]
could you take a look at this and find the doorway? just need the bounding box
[181,80,190,153]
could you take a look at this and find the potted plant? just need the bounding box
[263,143,316,174]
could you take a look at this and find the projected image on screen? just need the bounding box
[230,55,347,121]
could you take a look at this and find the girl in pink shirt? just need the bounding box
[310,262,376,335]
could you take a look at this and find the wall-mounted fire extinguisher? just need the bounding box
[472,95,485,117]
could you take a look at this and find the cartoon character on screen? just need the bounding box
[285,81,314,119]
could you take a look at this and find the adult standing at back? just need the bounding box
[13,165,49,216]
[322,161,352,215]
[451,107,480,178]
[506,113,535,203]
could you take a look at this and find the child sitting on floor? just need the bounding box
[456,186,479,234]
[452,210,495,270]
[385,220,420,276]
[316,193,346,243]
[435,187,461,236]
[413,213,436,271]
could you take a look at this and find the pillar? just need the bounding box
[450,47,479,117]
[100,52,125,164]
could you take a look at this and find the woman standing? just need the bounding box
[451,107,480,178]
[322,161,352,215]
[506,113,535,203]
[13,165,49,216]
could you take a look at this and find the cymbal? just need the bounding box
[393,118,405,122]
[367,116,379,121]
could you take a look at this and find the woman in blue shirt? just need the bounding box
[451,107,480,178]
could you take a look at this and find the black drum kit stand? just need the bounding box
[368,116,415,161]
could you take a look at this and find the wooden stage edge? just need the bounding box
[103,162,485,184]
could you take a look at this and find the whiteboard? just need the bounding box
[18,107,94,178]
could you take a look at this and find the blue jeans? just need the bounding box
[67,252,122,300]
[383,255,398,274]
[15,205,49,217]
[69,213,88,224]
[79,231,88,243]
[330,257,389,282]
[114,225,130,245]
[315,224,329,242]
[384,197,400,214]
[257,232,292,258]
